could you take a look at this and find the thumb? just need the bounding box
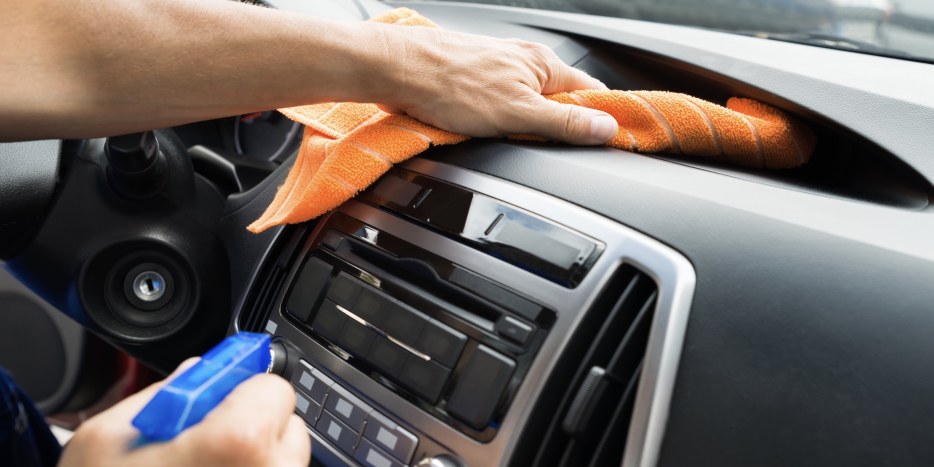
[526,99,618,145]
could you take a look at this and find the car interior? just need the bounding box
[1,0,933,466]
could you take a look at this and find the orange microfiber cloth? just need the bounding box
[248,8,815,234]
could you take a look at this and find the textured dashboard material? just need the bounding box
[0,140,61,259]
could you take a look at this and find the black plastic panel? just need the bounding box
[278,211,552,440]
[360,169,604,287]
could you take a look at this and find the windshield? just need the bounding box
[445,0,934,64]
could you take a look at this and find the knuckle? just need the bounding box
[561,106,586,138]
[525,42,551,61]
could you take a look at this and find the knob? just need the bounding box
[416,455,462,467]
[268,341,288,376]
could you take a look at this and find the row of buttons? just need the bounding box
[292,360,418,466]
[305,272,467,404]
[284,255,523,430]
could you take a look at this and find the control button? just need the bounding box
[323,384,372,432]
[353,287,390,328]
[338,317,378,358]
[319,230,344,251]
[317,410,359,455]
[285,257,333,323]
[312,300,348,344]
[495,316,534,345]
[327,272,363,307]
[367,336,409,377]
[354,438,404,467]
[446,345,516,430]
[448,267,543,321]
[415,319,467,368]
[363,411,418,463]
[408,184,474,232]
[294,390,323,425]
[292,360,334,404]
[490,216,592,270]
[369,174,423,208]
[380,301,426,347]
[398,355,451,404]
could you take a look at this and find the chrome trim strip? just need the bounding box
[334,303,432,362]
[401,159,696,467]
[623,254,696,467]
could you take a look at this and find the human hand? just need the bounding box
[374,25,619,145]
[58,359,310,467]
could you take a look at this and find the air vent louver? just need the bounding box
[238,227,307,332]
[238,265,286,332]
[518,264,658,467]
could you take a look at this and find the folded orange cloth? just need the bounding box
[247,8,815,234]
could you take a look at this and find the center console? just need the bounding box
[235,159,695,467]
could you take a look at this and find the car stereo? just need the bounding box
[238,160,695,467]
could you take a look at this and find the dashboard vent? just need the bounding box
[522,264,658,467]
[238,265,286,332]
[238,227,307,332]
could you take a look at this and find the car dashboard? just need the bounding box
[3,0,934,466]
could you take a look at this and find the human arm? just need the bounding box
[0,0,616,144]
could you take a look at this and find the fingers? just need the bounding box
[542,63,608,94]
[523,98,618,145]
[175,374,303,466]
[279,414,312,466]
[524,42,613,144]
[65,360,309,467]
[197,374,297,439]
[375,103,403,114]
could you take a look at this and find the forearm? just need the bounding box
[1,0,616,145]
[0,0,400,140]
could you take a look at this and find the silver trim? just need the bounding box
[402,160,696,467]
[335,303,432,362]
[622,254,696,467]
